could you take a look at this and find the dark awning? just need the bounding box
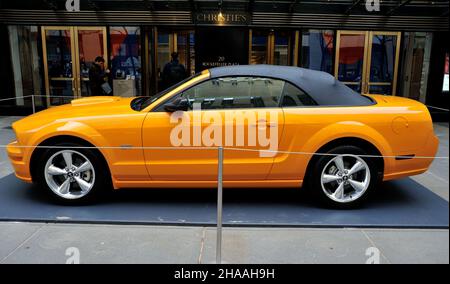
[0,0,448,31]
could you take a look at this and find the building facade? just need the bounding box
[0,0,448,120]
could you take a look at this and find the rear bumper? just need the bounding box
[383,134,439,181]
[6,141,32,183]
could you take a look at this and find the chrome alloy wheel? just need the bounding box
[320,154,371,203]
[44,150,95,200]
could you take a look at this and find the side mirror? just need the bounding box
[164,99,189,112]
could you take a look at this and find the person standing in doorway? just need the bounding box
[89,56,112,96]
[162,52,187,89]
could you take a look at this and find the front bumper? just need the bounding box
[6,141,32,183]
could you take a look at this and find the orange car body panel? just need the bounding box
[7,70,439,189]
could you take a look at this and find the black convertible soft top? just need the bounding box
[209,65,374,106]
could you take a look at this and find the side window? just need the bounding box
[281,82,317,107]
[166,77,285,110]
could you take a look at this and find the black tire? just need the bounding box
[307,145,380,209]
[35,142,111,205]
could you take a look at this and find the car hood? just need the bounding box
[12,96,138,133]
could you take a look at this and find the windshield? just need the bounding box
[137,73,201,111]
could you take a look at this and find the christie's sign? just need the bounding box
[195,12,250,25]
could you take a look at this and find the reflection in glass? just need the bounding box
[45,29,74,102]
[274,32,290,66]
[251,31,268,64]
[369,84,392,95]
[49,80,74,105]
[337,34,365,82]
[346,84,361,93]
[45,30,73,79]
[177,31,195,76]
[78,29,105,97]
[177,34,187,70]
[156,31,194,91]
[370,35,397,82]
[110,27,142,96]
[399,32,432,100]
[189,33,196,76]
[6,26,44,107]
[301,30,334,74]
[157,33,170,73]
[180,77,285,109]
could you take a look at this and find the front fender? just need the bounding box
[23,120,115,175]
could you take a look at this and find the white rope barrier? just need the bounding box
[0,144,447,160]
[426,105,450,112]
[0,95,33,102]
[1,95,449,112]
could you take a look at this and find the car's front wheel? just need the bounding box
[308,145,379,208]
[36,143,110,204]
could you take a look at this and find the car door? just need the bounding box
[268,82,320,180]
[141,76,285,181]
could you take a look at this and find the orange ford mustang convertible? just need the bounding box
[7,65,438,208]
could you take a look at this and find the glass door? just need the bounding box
[335,31,368,93]
[42,27,76,106]
[366,32,401,95]
[42,26,108,106]
[155,29,195,91]
[273,31,291,66]
[74,27,108,98]
[249,30,293,66]
[249,30,269,64]
[335,31,401,95]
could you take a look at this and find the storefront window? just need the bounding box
[273,32,290,66]
[399,32,433,102]
[177,31,195,76]
[157,33,171,78]
[156,30,194,91]
[250,30,268,64]
[6,26,44,107]
[337,33,365,83]
[370,35,397,83]
[109,27,142,97]
[301,30,334,74]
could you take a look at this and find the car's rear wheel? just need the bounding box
[308,145,379,209]
[36,143,110,204]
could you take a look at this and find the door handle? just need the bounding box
[250,122,278,128]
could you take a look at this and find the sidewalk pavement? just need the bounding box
[0,222,448,264]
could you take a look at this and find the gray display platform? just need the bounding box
[0,174,448,228]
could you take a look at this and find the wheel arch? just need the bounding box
[30,135,111,183]
[303,137,385,186]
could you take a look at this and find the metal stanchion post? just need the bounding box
[216,146,224,264]
[31,95,36,114]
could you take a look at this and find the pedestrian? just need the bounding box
[162,52,187,89]
[89,56,112,96]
